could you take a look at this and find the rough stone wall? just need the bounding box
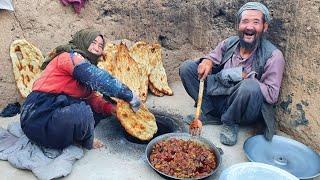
[0,0,319,151]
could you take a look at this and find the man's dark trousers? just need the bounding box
[179,60,264,125]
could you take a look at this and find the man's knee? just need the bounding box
[238,79,262,97]
[179,60,198,78]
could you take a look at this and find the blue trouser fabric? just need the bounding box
[179,60,264,125]
[20,91,101,150]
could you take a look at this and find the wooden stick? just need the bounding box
[195,80,204,120]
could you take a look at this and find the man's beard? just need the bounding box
[238,29,264,51]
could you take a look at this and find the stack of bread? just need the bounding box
[129,41,173,97]
[98,41,173,101]
[98,41,173,141]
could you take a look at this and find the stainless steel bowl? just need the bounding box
[145,133,222,180]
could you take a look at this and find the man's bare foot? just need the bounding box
[93,138,104,149]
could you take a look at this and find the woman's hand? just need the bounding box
[93,138,104,149]
[109,105,116,116]
[129,93,141,112]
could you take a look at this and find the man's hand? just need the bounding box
[189,119,203,136]
[245,71,257,79]
[129,93,141,112]
[197,59,213,80]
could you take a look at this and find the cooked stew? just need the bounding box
[150,138,217,178]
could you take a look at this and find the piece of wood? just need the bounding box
[195,80,204,120]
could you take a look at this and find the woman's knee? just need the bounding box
[53,102,94,127]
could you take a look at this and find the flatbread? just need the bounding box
[148,83,164,97]
[130,42,173,96]
[116,99,157,140]
[129,41,153,74]
[147,43,173,95]
[99,42,157,140]
[113,43,148,102]
[97,43,118,75]
[149,65,173,95]
[98,42,149,102]
[10,39,44,98]
[148,43,163,68]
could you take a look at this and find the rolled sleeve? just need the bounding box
[257,49,285,104]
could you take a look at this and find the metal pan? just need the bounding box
[145,133,222,180]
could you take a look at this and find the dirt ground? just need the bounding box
[0,0,319,151]
[0,81,296,180]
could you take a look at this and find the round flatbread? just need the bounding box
[10,39,44,98]
[116,99,157,141]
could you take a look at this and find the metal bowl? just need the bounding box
[219,162,299,180]
[145,133,222,180]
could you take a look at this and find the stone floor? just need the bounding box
[1,81,315,180]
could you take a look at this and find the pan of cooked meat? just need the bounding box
[145,133,222,179]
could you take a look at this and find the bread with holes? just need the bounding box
[116,99,157,140]
[10,39,44,98]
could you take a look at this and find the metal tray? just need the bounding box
[243,135,320,179]
[219,162,299,180]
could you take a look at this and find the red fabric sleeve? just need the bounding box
[57,52,87,75]
[86,92,116,115]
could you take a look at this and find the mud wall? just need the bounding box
[0,0,319,151]
[275,0,320,152]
